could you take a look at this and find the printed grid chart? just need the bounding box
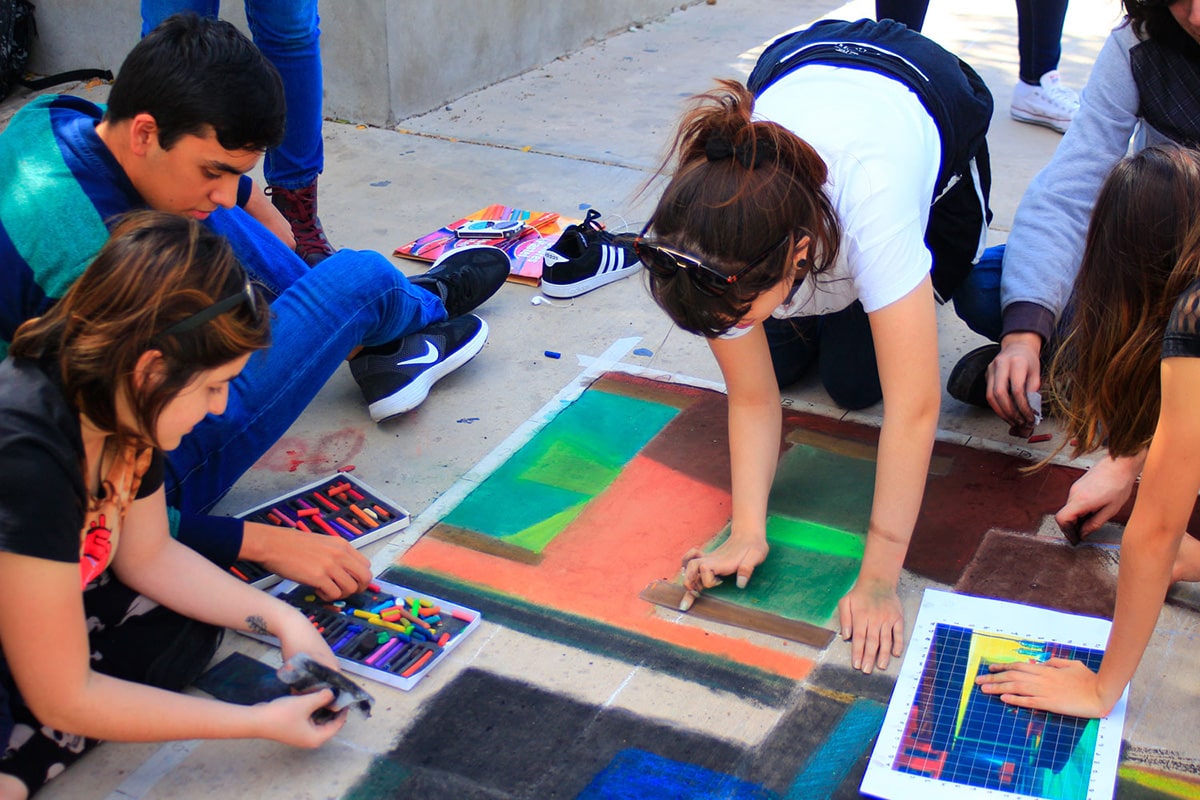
[863,590,1126,800]
[895,625,1102,798]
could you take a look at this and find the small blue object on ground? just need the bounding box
[544,350,561,359]
[633,347,654,357]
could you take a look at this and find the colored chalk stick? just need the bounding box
[401,650,435,677]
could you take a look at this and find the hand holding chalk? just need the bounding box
[677,533,767,611]
[1054,453,1141,543]
[257,688,348,747]
[987,333,1043,427]
[277,653,374,720]
[246,521,372,601]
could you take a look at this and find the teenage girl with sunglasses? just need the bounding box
[0,212,345,800]
[975,146,1200,717]
[640,19,992,674]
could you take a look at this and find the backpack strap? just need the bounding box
[18,67,112,92]
[3,0,111,97]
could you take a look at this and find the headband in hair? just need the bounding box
[705,134,775,169]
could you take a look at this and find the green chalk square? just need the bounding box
[768,443,875,535]
[704,517,864,626]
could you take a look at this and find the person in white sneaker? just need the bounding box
[950,0,1200,548]
[877,0,1080,132]
[1010,68,1079,133]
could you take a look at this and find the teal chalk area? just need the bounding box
[443,389,678,541]
[578,749,776,800]
[786,698,886,799]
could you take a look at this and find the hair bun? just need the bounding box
[705,135,735,162]
[704,133,774,169]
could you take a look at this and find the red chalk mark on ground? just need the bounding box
[253,429,366,475]
[402,454,815,681]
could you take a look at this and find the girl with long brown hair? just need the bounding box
[952,0,1200,522]
[976,145,1200,717]
[638,19,992,674]
[0,212,346,799]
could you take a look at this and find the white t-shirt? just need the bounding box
[750,64,940,321]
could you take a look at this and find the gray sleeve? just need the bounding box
[1000,25,1142,340]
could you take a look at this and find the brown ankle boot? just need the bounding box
[267,180,335,266]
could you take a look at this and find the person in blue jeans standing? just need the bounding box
[877,0,1079,133]
[142,1,334,264]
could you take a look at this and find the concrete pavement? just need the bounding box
[7,1,1197,798]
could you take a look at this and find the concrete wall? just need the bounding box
[25,0,686,127]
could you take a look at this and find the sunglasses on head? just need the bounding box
[161,276,261,336]
[633,222,792,296]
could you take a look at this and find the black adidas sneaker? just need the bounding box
[540,209,640,298]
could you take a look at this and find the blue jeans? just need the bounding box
[141,0,324,188]
[951,243,1004,342]
[1015,0,1068,84]
[875,0,1067,82]
[762,301,883,410]
[166,206,446,514]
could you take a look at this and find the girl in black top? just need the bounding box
[0,212,345,799]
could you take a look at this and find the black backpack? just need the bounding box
[0,0,111,102]
[0,0,34,100]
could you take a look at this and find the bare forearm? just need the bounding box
[244,181,296,249]
[1095,525,1177,713]
[37,672,261,743]
[115,538,299,636]
[860,398,937,584]
[1102,449,1148,481]
[727,397,781,536]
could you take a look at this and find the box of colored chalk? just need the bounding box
[241,578,482,691]
[226,473,410,589]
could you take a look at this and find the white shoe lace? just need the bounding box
[1038,71,1079,113]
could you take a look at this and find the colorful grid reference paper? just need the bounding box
[862,590,1126,800]
[394,204,580,285]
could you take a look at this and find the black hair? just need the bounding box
[104,12,286,152]
[1123,0,1196,48]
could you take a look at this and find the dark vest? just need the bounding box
[1130,24,1200,146]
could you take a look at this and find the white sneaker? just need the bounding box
[1010,70,1079,133]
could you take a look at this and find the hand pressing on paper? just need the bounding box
[975,658,1114,718]
[837,576,904,674]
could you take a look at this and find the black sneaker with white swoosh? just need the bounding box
[349,314,488,422]
[540,209,640,298]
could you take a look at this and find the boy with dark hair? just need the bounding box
[0,13,508,597]
[139,0,336,263]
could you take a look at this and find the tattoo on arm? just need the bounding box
[245,615,270,635]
